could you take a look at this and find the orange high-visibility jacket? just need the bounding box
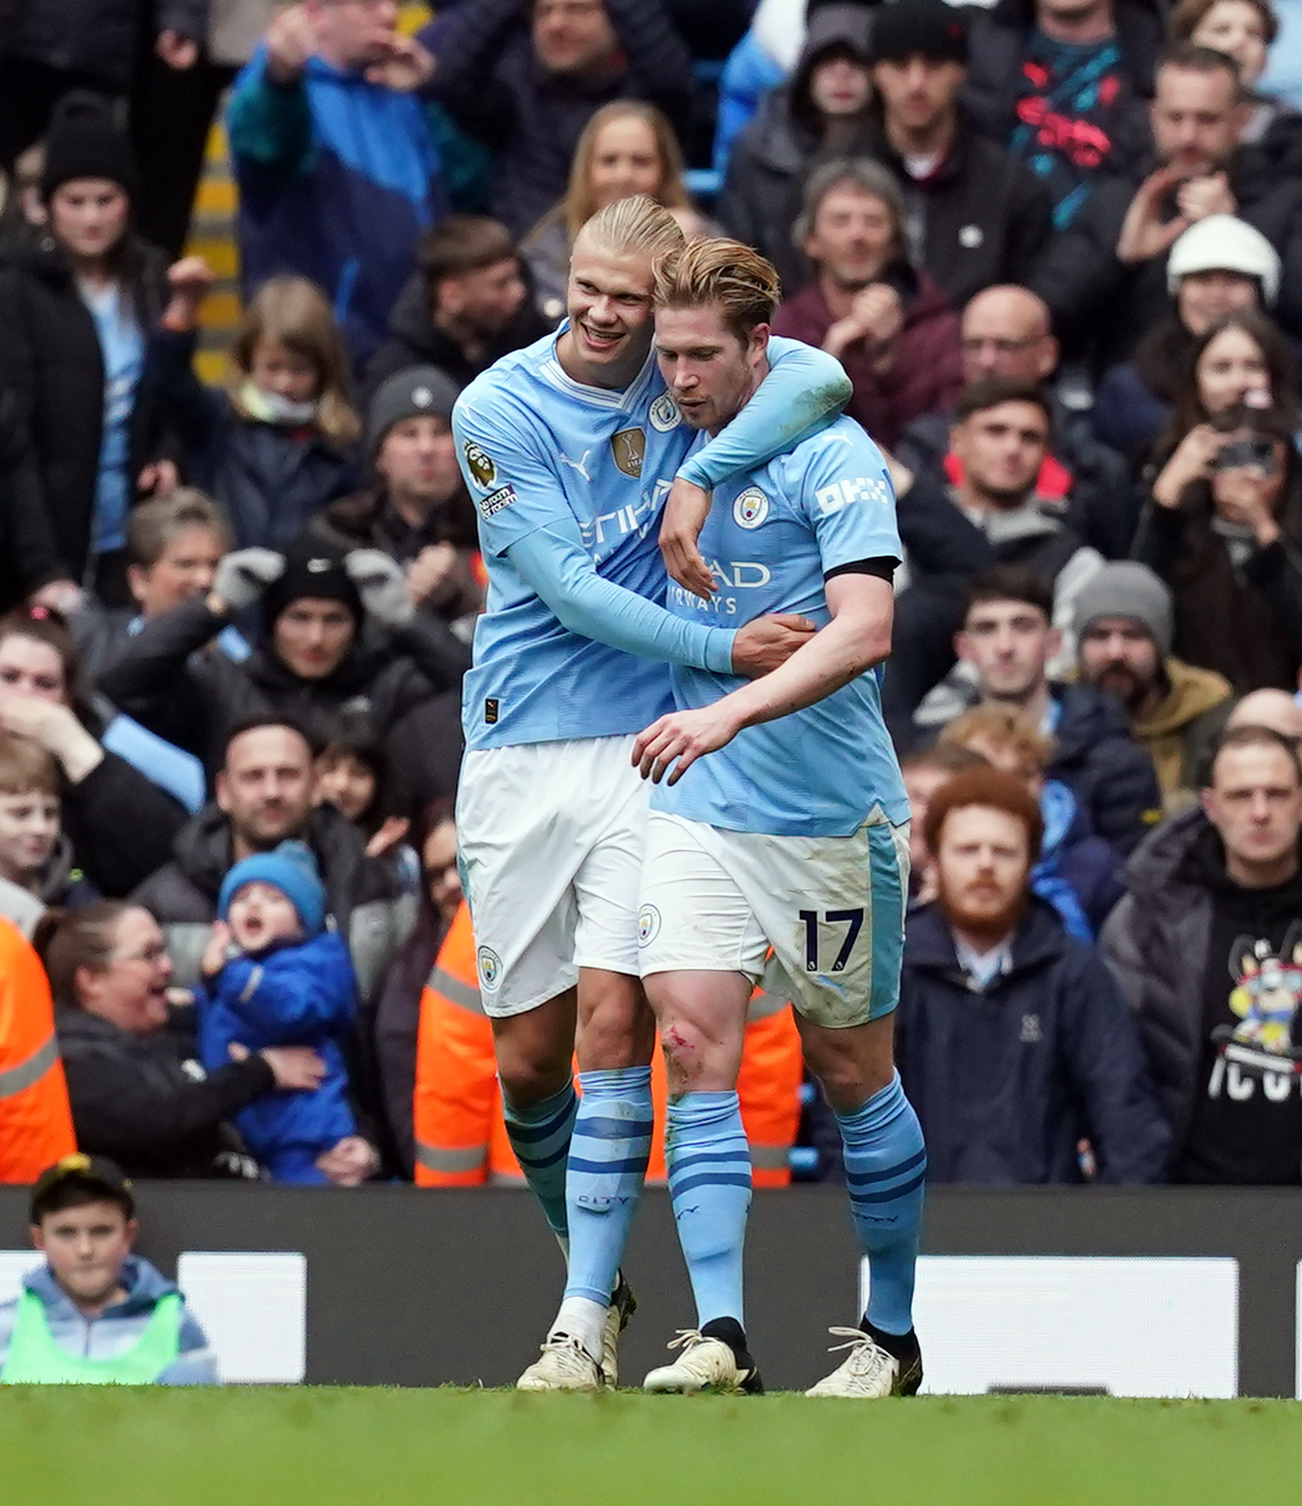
[0,916,76,1181]
[413,901,802,1188]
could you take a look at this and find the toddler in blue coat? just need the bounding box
[197,841,359,1184]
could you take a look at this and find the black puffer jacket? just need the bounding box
[0,232,174,582]
[131,801,417,1003]
[1049,682,1163,855]
[8,0,206,90]
[57,1003,275,1178]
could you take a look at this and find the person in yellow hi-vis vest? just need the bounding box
[413,901,802,1187]
[0,915,75,1183]
[0,1156,218,1384]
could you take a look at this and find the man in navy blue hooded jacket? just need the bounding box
[896,763,1169,1183]
[228,1,447,370]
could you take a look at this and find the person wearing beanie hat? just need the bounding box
[305,367,484,629]
[0,94,177,607]
[1075,561,1232,808]
[197,839,370,1184]
[848,0,1052,310]
[1167,214,1283,307]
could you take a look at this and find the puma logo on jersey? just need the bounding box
[558,448,593,482]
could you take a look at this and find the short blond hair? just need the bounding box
[652,237,781,345]
[939,704,1053,774]
[580,194,685,263]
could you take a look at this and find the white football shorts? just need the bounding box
[456,734,648,1017]
[637,808,910,1028]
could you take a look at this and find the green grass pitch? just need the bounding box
[4,1389,1301,1505]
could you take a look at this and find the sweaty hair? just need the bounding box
[0,733,59,798]
[1158,39,1248,97]
[922,765,1045,861]
[580,194,685,263]
[954,376,1054,429]
[0,607,78,703]
[228,275,361,448]
[33,900,132,1006]
[939,704,1053,773]
[1169,0,1278,45]
[652,237,781,344]
[962,564,1055,624]
[1210,723,1302,784]
[126,488,232,570]
[420,216,519,290]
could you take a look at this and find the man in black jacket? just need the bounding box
[912,564,1163,852]
[854,0,1052,311]
[132,718,416,1001]
[1033,44,1302,371]
[897,763,1168,1183]
[1103,725,1302,1182]
[422,0,694,238]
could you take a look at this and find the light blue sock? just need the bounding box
[837,1071,926,1336]
[503,1082,577,1243]
[666,1091,752,1329]
[563,1067,654,1305]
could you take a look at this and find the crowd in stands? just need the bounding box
[2,0,1302,1195]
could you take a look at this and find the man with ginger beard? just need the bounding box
[894,764,1169,1183]
[1075,561,1231,810]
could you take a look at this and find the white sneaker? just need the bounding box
[805,1327,920,1398]
[516,1332,602,1391]
[643,1330,760,1394]
[600,1275,637,1388]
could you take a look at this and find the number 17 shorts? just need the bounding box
[637,808,910,1028]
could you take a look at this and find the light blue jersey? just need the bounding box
[452,329,850,751]
[653,415,911,838]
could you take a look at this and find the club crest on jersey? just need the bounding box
[649,393,681,432]
[638,905,662,946]
[477,946,503,991]
[733,486,769,529]
[611,427,646,478]
[463,441,496,490]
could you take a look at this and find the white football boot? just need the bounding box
[805,1327,922,1398]
[643,1330,762,1394]
[516,1333,602,1391]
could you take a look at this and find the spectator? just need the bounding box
[197,840,375,1186]
[227,1,444,369]
[771,159,962,451]
[718,5,876,287]
[0,735,97,933]
[0,97,180,608]
[901,742,990,904]
[0,607,189,899]
[130,718,416,1001]
[1134,348,1302,691]
[1103,725,1302,1181]
[1092,214,1283,460]
[896,765,1170,1183]
[522,101,706,324]
[1225,685,1302,739]
[151,265,361,552]
[939,703,1126,937]
[922,565,1163,851]
[0,4,205,172]
[96,539,469,808]
[38,900,327,1178]
[963,0,1156,227]
[1075,560,1232,808]
[375,804,461,1175]
[0,915,77,1179]
[712,0,806,180]
[888,381,1102,722]
[305,369,483,635]
[369,216,549,394]
[856,0,1053,310]
[0,1156,217,1384]
[1171,0,1301,152]
[313,711,417,882]
[1034,45,1302,373]
[897,285,1136,558]
[423,0,694,239]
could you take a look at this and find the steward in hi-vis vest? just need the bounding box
[0,916,76,1183]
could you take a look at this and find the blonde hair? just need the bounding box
[228,275,361,449]
[537,102,692,248]
[0,734,59,798]
[939,704,1053,775]
[652,237,781,344]
[580,194,686,265]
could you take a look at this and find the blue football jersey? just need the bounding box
[652,415,911,837]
